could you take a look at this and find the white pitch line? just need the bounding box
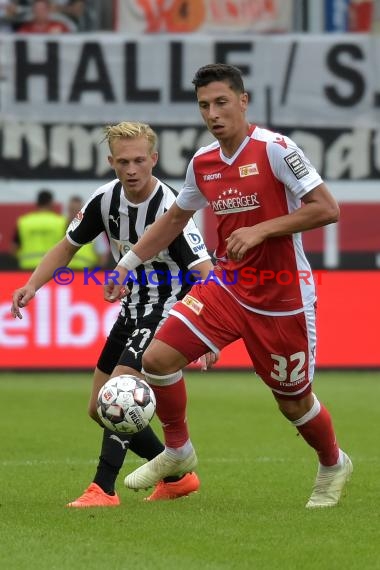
[0,455,374,468]
[0,457,285,467]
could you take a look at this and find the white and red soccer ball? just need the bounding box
[97,374,156,434]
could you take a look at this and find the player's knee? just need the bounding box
[144,369,183,387]
[142,348,167,375]
[143,341,186,375]
[275,391,314,420]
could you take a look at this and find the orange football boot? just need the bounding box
[66,482,120,508]
[145,472,200,501]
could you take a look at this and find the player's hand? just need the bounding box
[104,284,130,303]
[195,351,219,371]
[104,266,130,303]
[11,284,36,319]
[226,226,266,261]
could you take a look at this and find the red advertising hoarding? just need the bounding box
[0,271,378,369]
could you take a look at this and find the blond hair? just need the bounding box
[104,121,158,154]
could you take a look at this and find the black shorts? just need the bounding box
[96,313,164,375]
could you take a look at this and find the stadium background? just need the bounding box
[0,0,379,369]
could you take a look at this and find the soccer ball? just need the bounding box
[97,374,156,434]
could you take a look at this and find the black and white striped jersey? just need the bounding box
[66,178,210,320]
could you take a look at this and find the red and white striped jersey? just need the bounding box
[176,125,323,314]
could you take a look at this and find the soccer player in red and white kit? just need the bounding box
[106,64,352,508]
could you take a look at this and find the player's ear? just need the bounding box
[240,92,249,109]
[108,155,114,168]
[151,152,159,167]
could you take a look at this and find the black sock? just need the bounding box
[93,428,130,494]
[128,426,182,483]
[128,425,164,460]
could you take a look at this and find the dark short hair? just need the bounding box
[192,63,245,93]
[37,189,53,207]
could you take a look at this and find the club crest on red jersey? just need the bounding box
[239,163,259,177]
[181,294,204,315]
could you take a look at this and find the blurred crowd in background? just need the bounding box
[10,189,110,270]
[0,0,112,32]
[0,0,379,34]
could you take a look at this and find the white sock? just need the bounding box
[336,449,345,467]
[320,449,345,471]
[165,441,193,459]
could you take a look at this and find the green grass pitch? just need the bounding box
[0,370,379,570]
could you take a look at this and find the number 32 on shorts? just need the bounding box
[270,352,306,383]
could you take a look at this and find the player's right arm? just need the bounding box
[11,237,79,319]
[105,203,195,302]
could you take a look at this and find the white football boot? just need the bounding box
[306,451,353,508]
[125,448,198,490]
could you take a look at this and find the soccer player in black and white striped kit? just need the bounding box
[11,121,214,506]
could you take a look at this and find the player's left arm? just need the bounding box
[248,182,339,237]
[226,136,339,261]
[226,182,339,261]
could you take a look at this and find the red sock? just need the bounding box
[153,377,189,448]
[296,405,339,466]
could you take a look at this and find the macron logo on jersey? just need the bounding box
[239,163,259,177]
[203,173,222,181]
